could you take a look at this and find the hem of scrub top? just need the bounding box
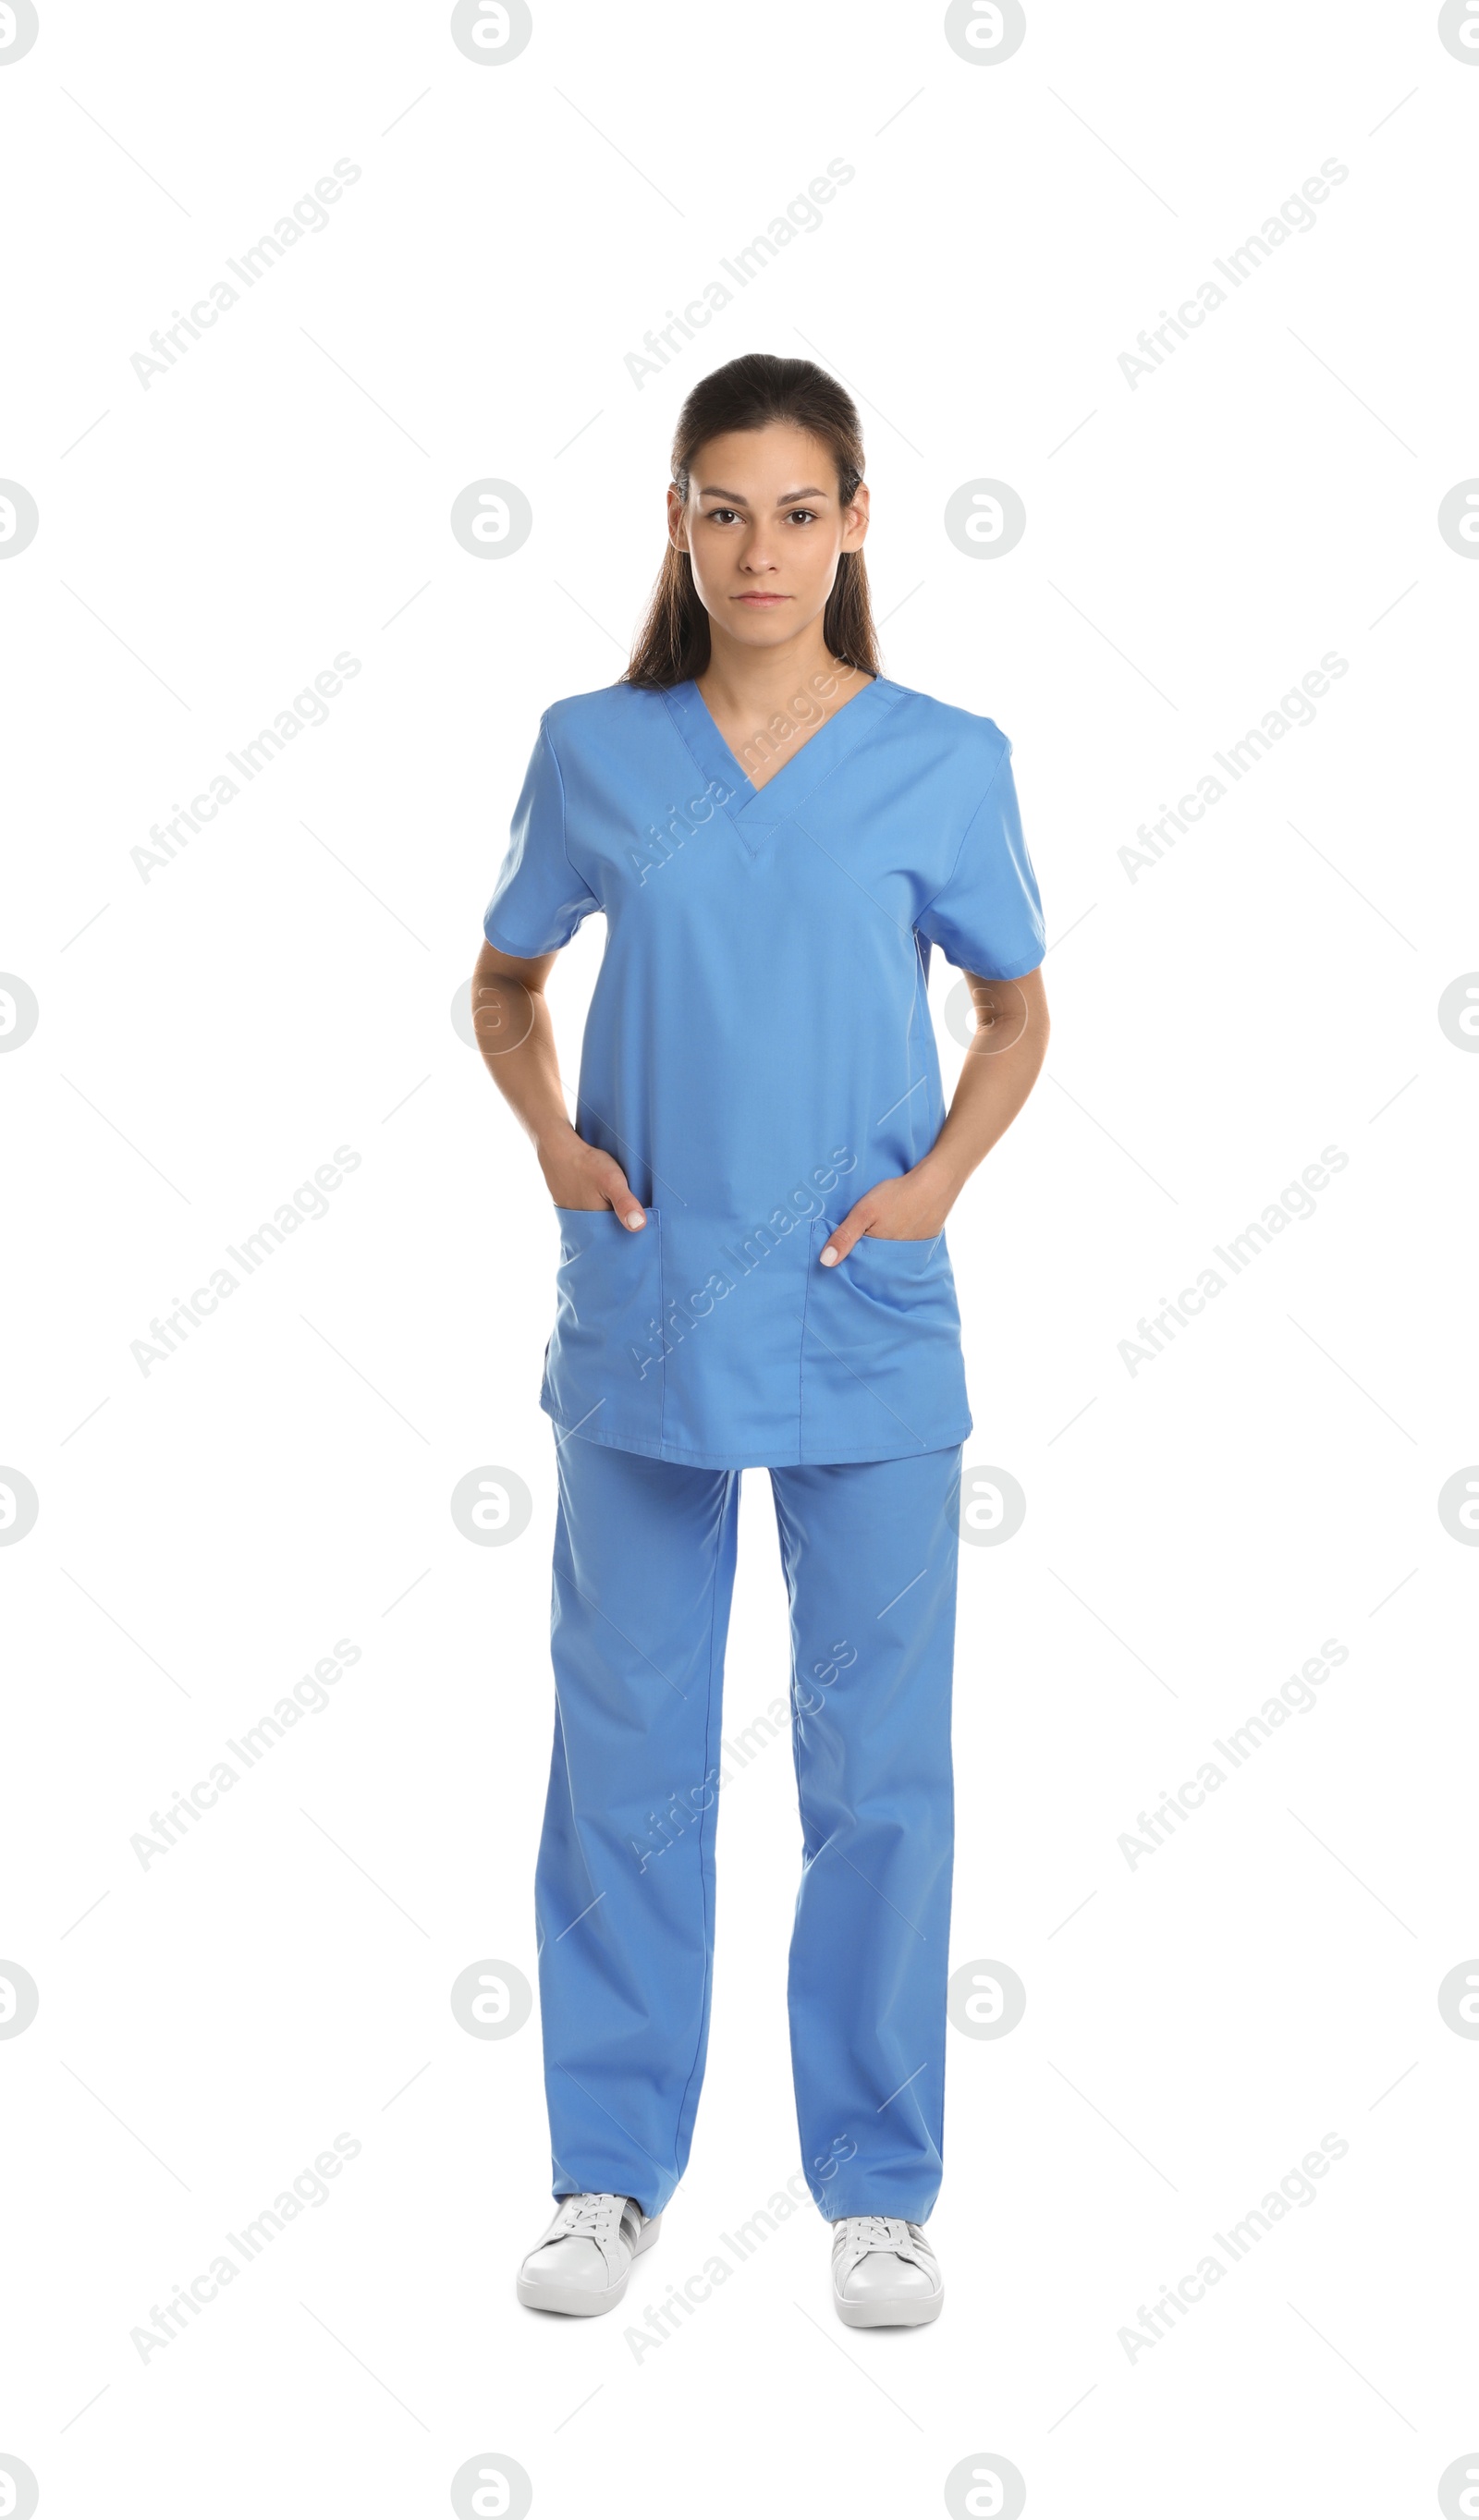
[938,947,1045,983]
[544,1412,974,1472]
[483,918,562,958]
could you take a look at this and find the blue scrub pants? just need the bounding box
[534,1430,964,2223]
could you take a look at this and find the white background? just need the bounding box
[3,2,1478,2513]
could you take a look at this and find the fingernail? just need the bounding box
[820,1246,837,1266]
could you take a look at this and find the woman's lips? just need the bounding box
[735,593,788,605]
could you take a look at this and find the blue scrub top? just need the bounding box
[484,673,1045,1470]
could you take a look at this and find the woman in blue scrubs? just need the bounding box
[473,354,1049,2331]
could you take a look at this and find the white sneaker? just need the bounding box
[830,2216,944,2327]
[517,2193,662,2317]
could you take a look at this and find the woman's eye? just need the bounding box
[701,507,819,525]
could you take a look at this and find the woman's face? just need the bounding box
[668,422,869,656]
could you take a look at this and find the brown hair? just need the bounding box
[626,352,879,690]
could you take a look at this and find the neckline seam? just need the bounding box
[669,673,891,816]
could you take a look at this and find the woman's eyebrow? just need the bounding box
[696,484,831,504]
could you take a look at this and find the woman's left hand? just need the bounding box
[819,1161,955,1265]
[818,965,1050,1266]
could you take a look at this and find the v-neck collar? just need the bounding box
[663,671,895,838]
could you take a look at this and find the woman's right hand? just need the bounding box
[538,1126,648,1229]
[468,941,648,1229]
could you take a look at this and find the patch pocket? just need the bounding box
[801,1225,969,1454]
[542,1208,665,1449]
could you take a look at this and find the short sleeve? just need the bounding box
[483,715,600,955]
[915,738,1045,979]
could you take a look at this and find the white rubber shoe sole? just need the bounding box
[517,2208,663,2317]
[835,2278,944,2330]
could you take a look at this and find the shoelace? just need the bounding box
[554,2193,629,2242]
[833,2215,925,2257]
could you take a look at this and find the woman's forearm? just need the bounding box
[818,966,1048,1258]
[471,939,646,1219]
[471,942,573,1157]
[920,966,1050,1203]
